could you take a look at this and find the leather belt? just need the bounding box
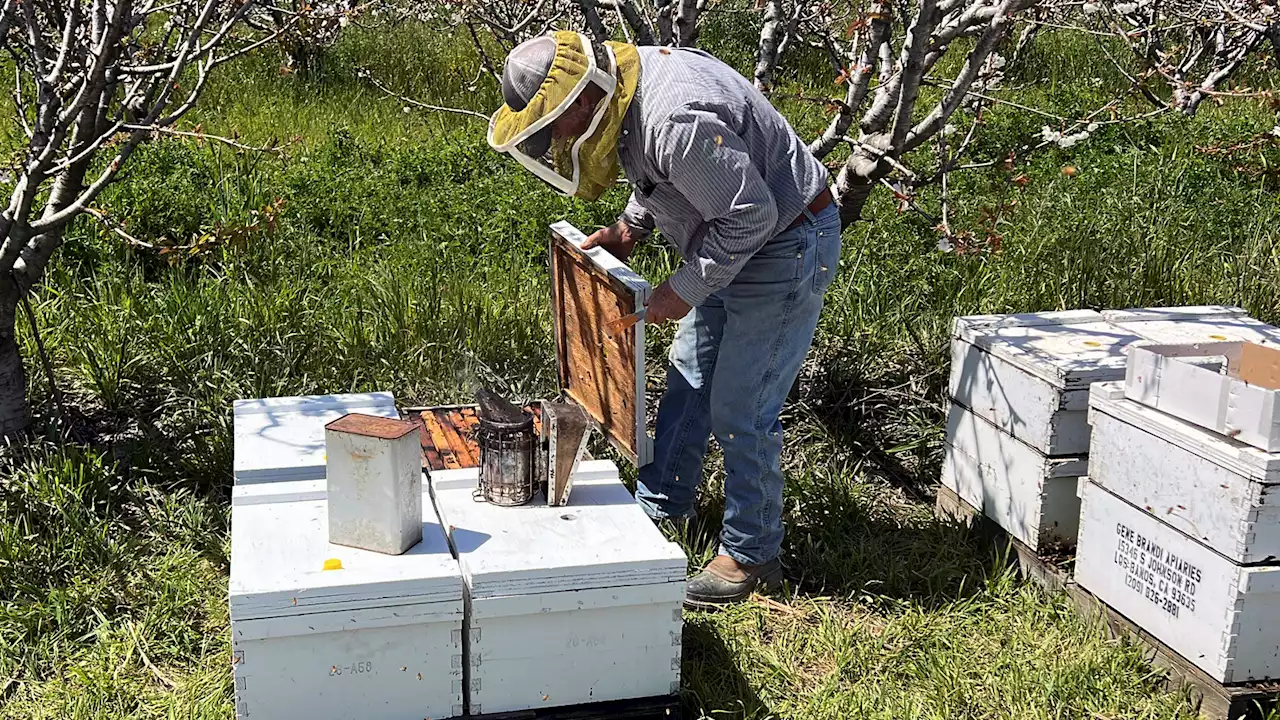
[785,186,834,232]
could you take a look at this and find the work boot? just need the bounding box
[683,555,783,611]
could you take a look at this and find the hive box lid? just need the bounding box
[233,392,399,484]
[549,221,653,467]
[953,311,1142,389]
[430,459,687,600]
[1090,382,1280,483]
[1106,306,1280,346]
[229,485,462,621]
[951,306,1263,391]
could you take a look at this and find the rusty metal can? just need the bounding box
[475,410,536,506]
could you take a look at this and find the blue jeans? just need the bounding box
[636,202,842,566]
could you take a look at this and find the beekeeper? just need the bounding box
[487,31,841,609]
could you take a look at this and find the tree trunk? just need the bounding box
[674,0,700,46]
[0,286,30,439]
[833,158,883,229]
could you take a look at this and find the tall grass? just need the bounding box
[2,12,1279,720]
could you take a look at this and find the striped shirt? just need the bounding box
[617,46,830,308]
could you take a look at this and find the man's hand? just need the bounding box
[581,220,638,262]
[644,280,691,325]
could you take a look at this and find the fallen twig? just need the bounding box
[128,620,177,689]
[754,595,804,616]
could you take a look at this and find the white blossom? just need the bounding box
[1082,2,1100,13]
[943,123,958,136]
[1040,124,1092,148]
[937,237,954,252]
[1114,2,1138,12]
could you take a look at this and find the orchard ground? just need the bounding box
[2,14,1279,720]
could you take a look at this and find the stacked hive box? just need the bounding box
[428,461,688,715]
[944,306,1280,552]
[1076,363,1280,683]
[229,478,466,719]
[230,395,688,719]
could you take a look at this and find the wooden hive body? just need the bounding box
[229,479,466,720]
[1075,478,1280,683]
[1088,383,1280,564]
[428,460,687,715]
[1125,341,1280,453]
[945,306,1280,551]
[941,402,1085,551]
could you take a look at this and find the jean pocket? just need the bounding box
[811,225,842,295]
[744,231,804,283]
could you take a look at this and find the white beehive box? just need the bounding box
[429,460,687,715]
[950,309,1136,457]
[325,413,423,555]
[233,392,400,484]
[1105,306,1280,347]
[1126,341,1280,453]
[949,306,1264,457]
[1074,478,1280,683]
[942,402,1086,550]
[1088,382,1280,564]
[230,480,466,720]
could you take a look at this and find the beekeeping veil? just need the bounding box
[487,31,640,201]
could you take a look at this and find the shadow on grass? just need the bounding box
[792,339,949,505]
[779,473,999,608]
[661,466,998,612]
[680,619,772,720]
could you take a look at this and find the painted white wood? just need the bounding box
[233,392,399,485]
[948,337,1091,455]
[231,479,327,506]
[431,460,686,597]
[430,459,685,714]
[946,305,1280,465]
[953,309,1103,334]
[468,588,683,715]
[1091,382,1280,481]
[1100,305,1247,324]
[230,470,465,719]
[1074,480,1280,683]
[952,316,1143,390]
[550,221,654,467]
[232,600,462,642]
[1088,383,1280,563]
[1108,308,1278,346]
[326,424,422,555]
[229,497,462,620]
[943,402,1085,549]
[1126,342,1280,453]
[232,613,462,720]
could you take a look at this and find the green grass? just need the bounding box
[3,13,1280,720]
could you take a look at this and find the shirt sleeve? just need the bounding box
[620,191,656,239]
[652,108,778,308]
